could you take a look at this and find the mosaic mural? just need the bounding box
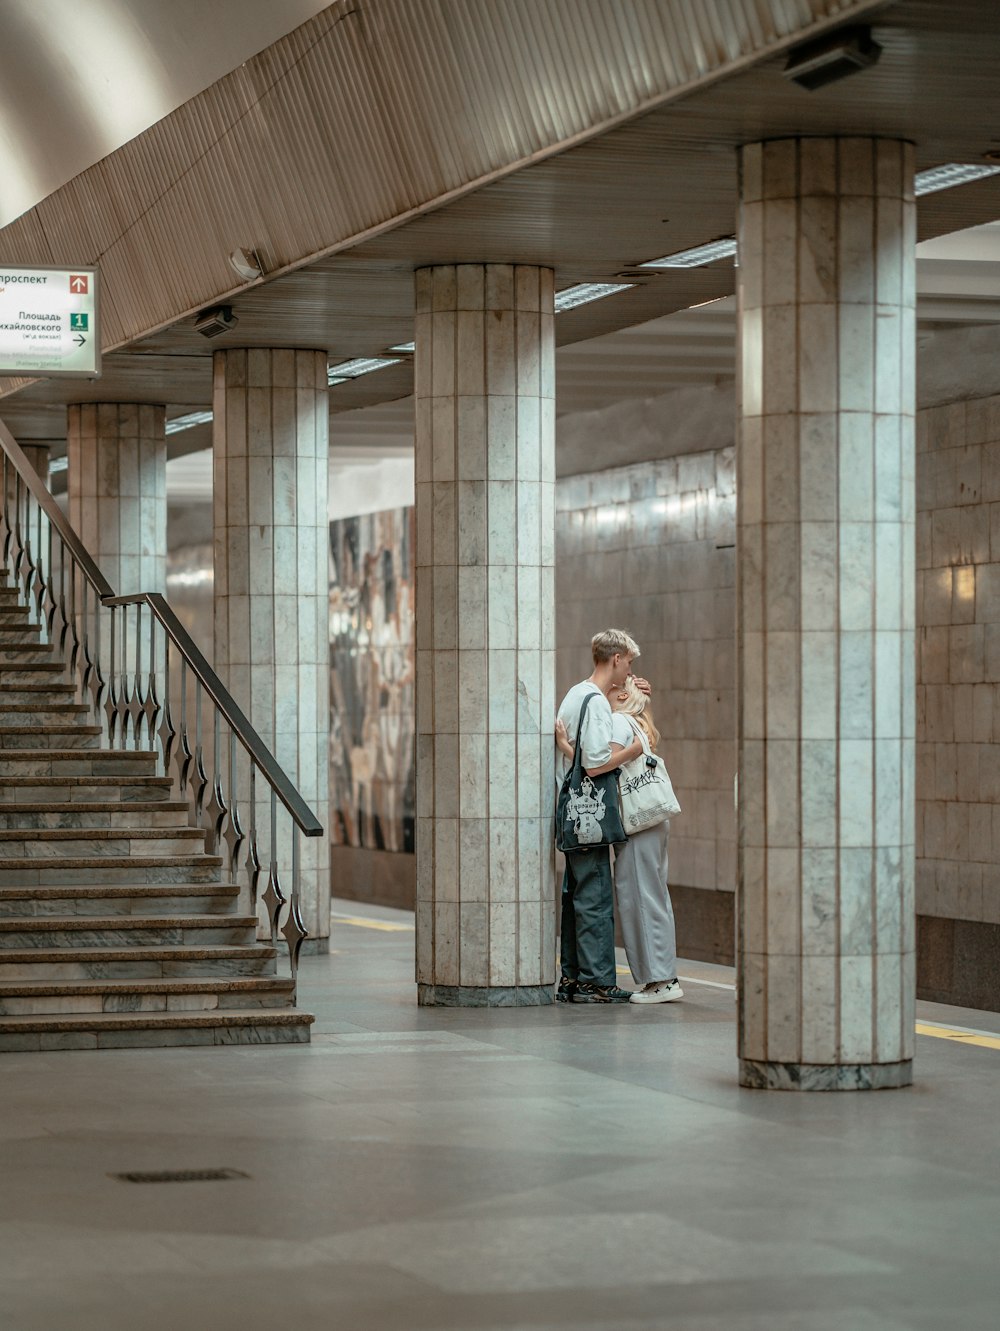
[329,508,416,852]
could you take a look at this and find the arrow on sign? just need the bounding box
[73,335,86,347]
[70,275,88,293]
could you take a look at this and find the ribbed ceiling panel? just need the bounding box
[0,0,879,357]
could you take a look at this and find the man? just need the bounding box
[555,629,644,1003]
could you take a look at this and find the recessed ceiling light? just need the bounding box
[638,238,737,269]
[327,356,401,385]
[914,163,1000,196]
[48,455,69,474]
[554,282,635,312]
[165,410,213,435]
[388,342,415,354]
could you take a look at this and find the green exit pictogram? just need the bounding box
[70,313,88,331]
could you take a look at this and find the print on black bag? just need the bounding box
[555,691,627,854]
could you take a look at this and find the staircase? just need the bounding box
[0,575,313,1051]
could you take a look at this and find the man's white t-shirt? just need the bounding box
[556,681,614,786]
[610,712,636,751]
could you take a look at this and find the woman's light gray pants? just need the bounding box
[613,821,677,985]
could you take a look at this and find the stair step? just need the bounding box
[0,751,157,777]
[0,777,174,803]
[0,855,223,885]
[0,825,205,843]
[0,915,259,949]
[0,703,91,720]
[0,801,190,829]
[0,975,293,1014]
[0,943,278,980]
[0,661,66,673]
[0,645,55,662]
[0,882,240,917]
[0,1008,312,1051]
[0,681,75,693]
[0,725,102,750]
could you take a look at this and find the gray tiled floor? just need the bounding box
[2,900,999,1331]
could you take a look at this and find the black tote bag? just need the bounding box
[555,691,627,854]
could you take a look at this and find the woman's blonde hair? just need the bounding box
[611,676,660,750]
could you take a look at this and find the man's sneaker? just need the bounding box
[573,981,633,1004]
[555,975,577,1003]
[629,979,684,1005]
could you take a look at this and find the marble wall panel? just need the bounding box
[329,507,415,855]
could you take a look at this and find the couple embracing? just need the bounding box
[554,629,682,1006]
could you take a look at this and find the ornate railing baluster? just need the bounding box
[67,556,80,677]
[12,474,24,590]
[246,763,262,916]
[223,729,245,876]
[104,604,118,744]
[1,455,10,565]
[44,516,56,639]
[128,602,145,747]
[192,680,209,822]
[280,827,307,998]
[157,634,177,774]
[203,709,227,853]
[80,580,93,700]
[143,612,160,750]
[261,789,286,949]
[175,657,193,792]
[32,494,45,618]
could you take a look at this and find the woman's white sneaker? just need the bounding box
[629,979,684,1004]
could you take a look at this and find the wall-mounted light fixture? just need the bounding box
[228,248,262,282]
[782,25,882,91]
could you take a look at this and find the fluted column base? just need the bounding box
[418,983,555,1008]
[739,1058,913,1091]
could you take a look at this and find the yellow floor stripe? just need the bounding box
[332,914,414,933]
[915,1021,1000,1051]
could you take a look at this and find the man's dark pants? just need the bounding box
[559,847,616,987]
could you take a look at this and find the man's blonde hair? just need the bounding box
[591,628,640,664]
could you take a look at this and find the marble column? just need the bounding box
[67,404,166,594]
[213,348,330,948]
[736,138,916,1090]
[18,443,51,488]
[414,263,556,1006]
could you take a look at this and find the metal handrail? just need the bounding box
[104,592,322,837]
[0,417,324,990]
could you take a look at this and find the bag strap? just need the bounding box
[625,713,651,758]
[570,690,597,780]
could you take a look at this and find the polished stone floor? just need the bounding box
[2,900,999,1331]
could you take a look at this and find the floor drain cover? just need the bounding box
[113,1168,250,1184]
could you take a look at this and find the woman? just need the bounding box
[557,677,683,1006]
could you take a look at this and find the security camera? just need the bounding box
[194,305,238,338]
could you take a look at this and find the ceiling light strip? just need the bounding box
[165,410,214,435]
[327,356,401,384]
[914,163,1000,197]
[554,282,635,312]
[639,238,737,270]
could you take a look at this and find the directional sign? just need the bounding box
[0,265,100,378]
